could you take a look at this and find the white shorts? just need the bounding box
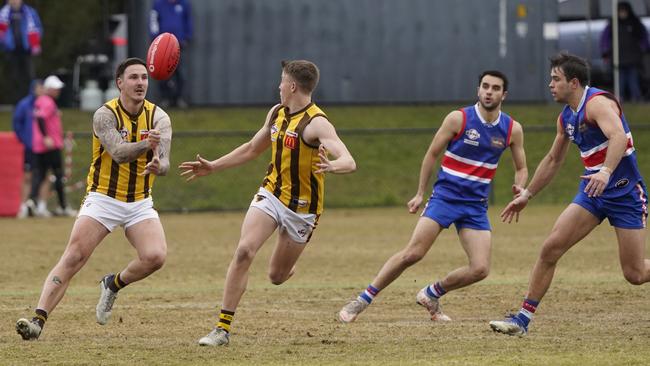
[250,187,318,244]
[78,192,159,232]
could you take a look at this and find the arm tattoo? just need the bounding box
[153,110,173,175]
[93,107,150,164]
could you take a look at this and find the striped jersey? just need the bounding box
[433,104,514,202]
[559,86,642,198]
[86,98,158,202]
[261,103,326,214]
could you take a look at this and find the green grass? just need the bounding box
[1,104,649,212]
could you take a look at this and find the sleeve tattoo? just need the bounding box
[153,110,172,175]
[93,107,151,164]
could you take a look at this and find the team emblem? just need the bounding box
[139,130,149,141]
[465,129,480,140]
[119,128,129,141]
[565,124,575,140]
[491,137,506,148]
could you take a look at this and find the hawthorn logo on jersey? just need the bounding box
[284,130,298,149]
[119,128,129,141]
[270,125,279,142]
[139,130,149,141]
[491,137,505,149]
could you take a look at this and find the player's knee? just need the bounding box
[61,249,88,269]
[268,271,288,285]
[622,269,645,285]
[400,250,425,266]
[61,242,91,268]
[470,264,490,281]
[539,241,563,264]
[142,250,166,270]
[234,246,256,265]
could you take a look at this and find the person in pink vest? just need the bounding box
[24,75,76,217]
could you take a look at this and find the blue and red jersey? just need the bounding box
[433,104,514,202]
[559,87,643,198]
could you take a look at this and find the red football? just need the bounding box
[146,32,180,81]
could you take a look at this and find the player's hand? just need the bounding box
[512,184,524,197]
[580,170,610,197]
[43,136,54,149]
[179,154,214,181]
[140,154,160,176]
[500,195,529,223]
[147,129,160,150]
[315,145,333,174]
[407,194,424,214]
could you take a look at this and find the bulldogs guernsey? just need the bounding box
[433,104,514,202]
[559,87,643,198]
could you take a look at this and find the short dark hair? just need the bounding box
[281,60,320,93]
[116,57,146,79]
[549,52,590,86]
[479,70,508,92]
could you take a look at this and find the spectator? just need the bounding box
[149,0,193,109]
[24,75,76,217]
[12,79,51,218]
[600,1,650,102]
[0,0,43,104]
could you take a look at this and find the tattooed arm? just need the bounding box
[150,108,172,176]
[93,107,154,164]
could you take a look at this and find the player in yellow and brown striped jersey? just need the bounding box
[16,58,172,341]
[180,60,356,346]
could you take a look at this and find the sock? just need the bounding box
[514,298,539,328]
[216,309,235,333]
[32,308,48,328]
[425,281,447,299]
[107,272,127,293]
[358,284,380,304]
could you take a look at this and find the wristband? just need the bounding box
[520,188,533,200]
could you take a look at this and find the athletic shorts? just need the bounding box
[572,182,648,229]
[23,148,34,172]
[78,192,159,232]
[421,193,490,231]
[250,187,318,244]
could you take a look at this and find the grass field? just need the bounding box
[2,104,650,212]
[1,206,649,365]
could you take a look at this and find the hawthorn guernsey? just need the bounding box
[433,103,513,202]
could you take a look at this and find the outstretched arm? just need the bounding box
[407,110,463,213]
[93,107,158,164]
[179,104,276,181]
[501,117,570,223]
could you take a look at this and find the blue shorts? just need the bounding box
[421,193,490,231]
[572,182,648,229]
